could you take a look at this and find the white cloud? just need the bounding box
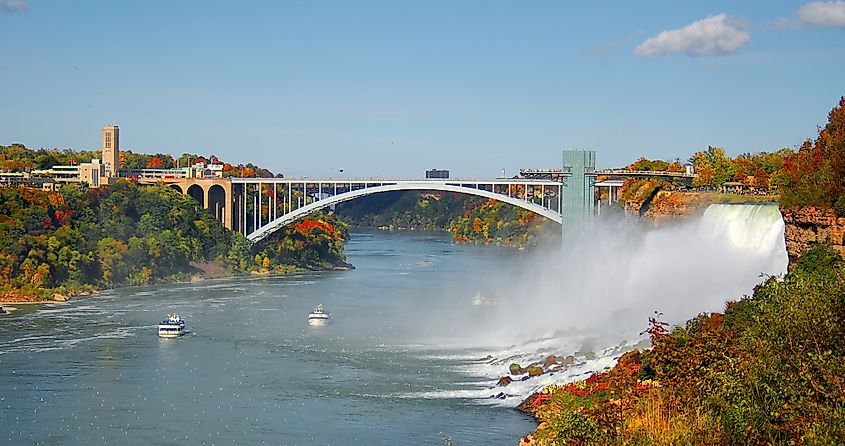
[635,13,750,58]
[798,1,845,28]
[0,0,27,13]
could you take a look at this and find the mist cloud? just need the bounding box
[421,204,787,350]
[0,0,27,13]
[798,1,845,28]
[635,13,750,58]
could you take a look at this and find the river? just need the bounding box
[0,204,790,445]
[0,231,538,446]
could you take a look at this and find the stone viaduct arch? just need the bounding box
[138,178,234,230]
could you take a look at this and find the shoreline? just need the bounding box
[0,260,354,305]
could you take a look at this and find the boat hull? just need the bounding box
[158,326,185,338]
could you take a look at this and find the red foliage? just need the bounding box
[146,157,165,169]
[295,219,335,236]
[54,209,74,226]
[530,393,552,407]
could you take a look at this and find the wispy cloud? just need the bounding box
[589,33,641,58]
[768,17,803,31]
[635,13,750,58]
[0,0,27,13]
[798,1,845,28]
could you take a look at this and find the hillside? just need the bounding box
[333,190,559,247]
[0,181,347,302]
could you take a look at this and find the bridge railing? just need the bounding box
[593,169,696,178]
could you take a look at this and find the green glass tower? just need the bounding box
[562,150,596,237]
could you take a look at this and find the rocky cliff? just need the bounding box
[781,207,845,263]
[640,190,709,224]
[633,190,776,225]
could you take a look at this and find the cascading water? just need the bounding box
[408,202,789,405]
[700,203,788,257]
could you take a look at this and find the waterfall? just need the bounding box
[421,202,791,347]
[410,202,792,406]
[700,203,787,262]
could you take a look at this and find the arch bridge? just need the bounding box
[230,178,565,243]
[140,150,615,242]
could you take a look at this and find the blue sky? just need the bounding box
[1,1,843,177]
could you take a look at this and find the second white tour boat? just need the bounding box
[307,304,330,326]
[158,314,186,338]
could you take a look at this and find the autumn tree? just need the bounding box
[146,156,165,169]
[689,146,736,187]
[779,96,845,215]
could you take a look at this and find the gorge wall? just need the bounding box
[781,207,845,263]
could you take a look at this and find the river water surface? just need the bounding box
[0,204,791,446]
[0,232,538,446]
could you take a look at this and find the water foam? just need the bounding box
[415,203,789,405]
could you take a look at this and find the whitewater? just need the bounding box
[403,203,789,406]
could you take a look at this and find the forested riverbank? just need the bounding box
[0,181,348,302]
[517,96,845,445]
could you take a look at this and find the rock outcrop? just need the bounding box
[782,206,845,263]
[642,191,709,224]
[496,376,513,387]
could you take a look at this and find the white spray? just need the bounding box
[405,203,788,403]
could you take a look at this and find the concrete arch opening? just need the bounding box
[187,184,205,207]
[169,184,183,193]
[208,184,227,225]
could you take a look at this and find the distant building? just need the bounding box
[426,169,449,179]
[30,125,118,187]
[102,125,119,178]
[1,171,58,191]
[31,164,81,183]
[207,163,224,178]
[27,124,221,189]
[78,158,105,187]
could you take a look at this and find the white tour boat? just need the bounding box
[307,304,330,326]
[472,291,497,307]
[158,314,186,338]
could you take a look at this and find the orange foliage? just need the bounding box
[47,192,65,207]
[295,219,335,236]
[147,157,165,169]
[472,217,482,233]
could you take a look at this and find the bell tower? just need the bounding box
[102,125,119,178]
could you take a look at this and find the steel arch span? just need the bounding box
[237,180,563,243]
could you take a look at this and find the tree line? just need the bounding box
[0,180,347,300]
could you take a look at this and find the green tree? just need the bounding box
[690,146,736,187]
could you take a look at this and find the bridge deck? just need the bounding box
[230,178,562,186]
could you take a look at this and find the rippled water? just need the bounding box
[0,232,537,446]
